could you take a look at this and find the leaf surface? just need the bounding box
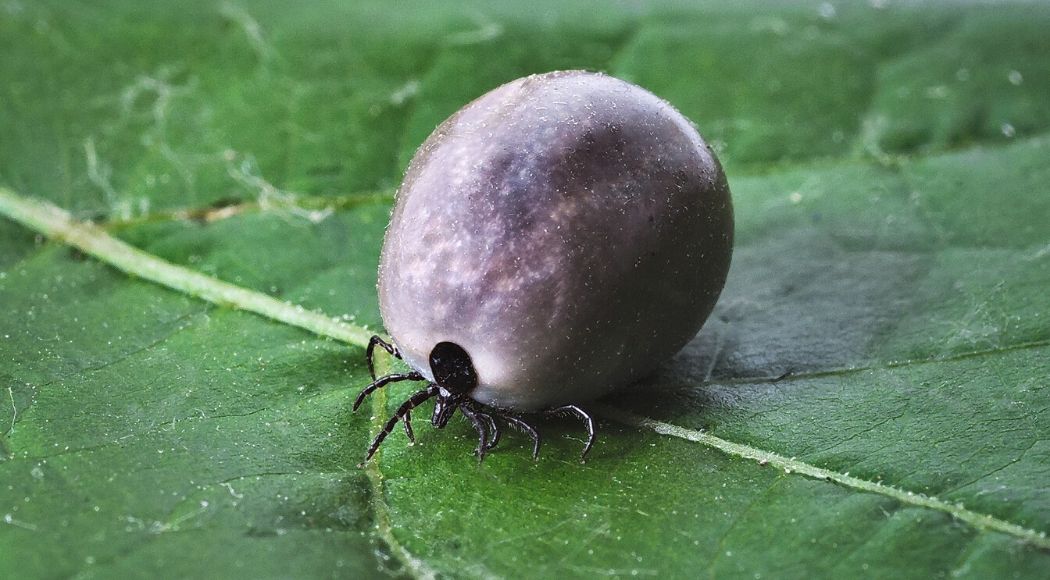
[2,1,1049,578]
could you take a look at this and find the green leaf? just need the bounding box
[2,1,1048,578]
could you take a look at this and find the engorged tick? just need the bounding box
[355,70,733,462]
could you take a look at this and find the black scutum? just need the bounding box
[429,341,478,394]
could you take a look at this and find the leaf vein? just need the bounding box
[595,405,1050,549]
[2,187,1047,552]
[363,355,438,580]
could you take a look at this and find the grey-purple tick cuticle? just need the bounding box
[356,70,733,463]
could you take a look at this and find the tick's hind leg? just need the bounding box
[363,385,438,463]
[353,372,424,411]
[545,404,596,461]
[502,414,541,460]
[366,335,402,381]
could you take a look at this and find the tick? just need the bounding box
[356,71,733,462]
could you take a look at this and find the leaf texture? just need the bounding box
[2,1,1049,578]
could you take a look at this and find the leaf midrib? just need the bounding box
[1,185,1048,565]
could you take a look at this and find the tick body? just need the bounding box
[357,70,733,461]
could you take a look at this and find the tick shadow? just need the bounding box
[601,225,933,423]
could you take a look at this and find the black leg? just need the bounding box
[353,371,423,411]
[402,411,415,442]
[366,335,401,381]
[546,404,596,461]
[503,414,541,460]
[364,385,438,462]
[459,406,490,461]
[476,412,501,451]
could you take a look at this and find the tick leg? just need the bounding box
[503,414,541,460]
[473,411,501,451]
[402,411,415,442]
[458,401,500,452]
[353,372,423,411]
[364,385,438,462]
[458,406,490,461]
[366,335,401,381]
[545,404,596,461]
